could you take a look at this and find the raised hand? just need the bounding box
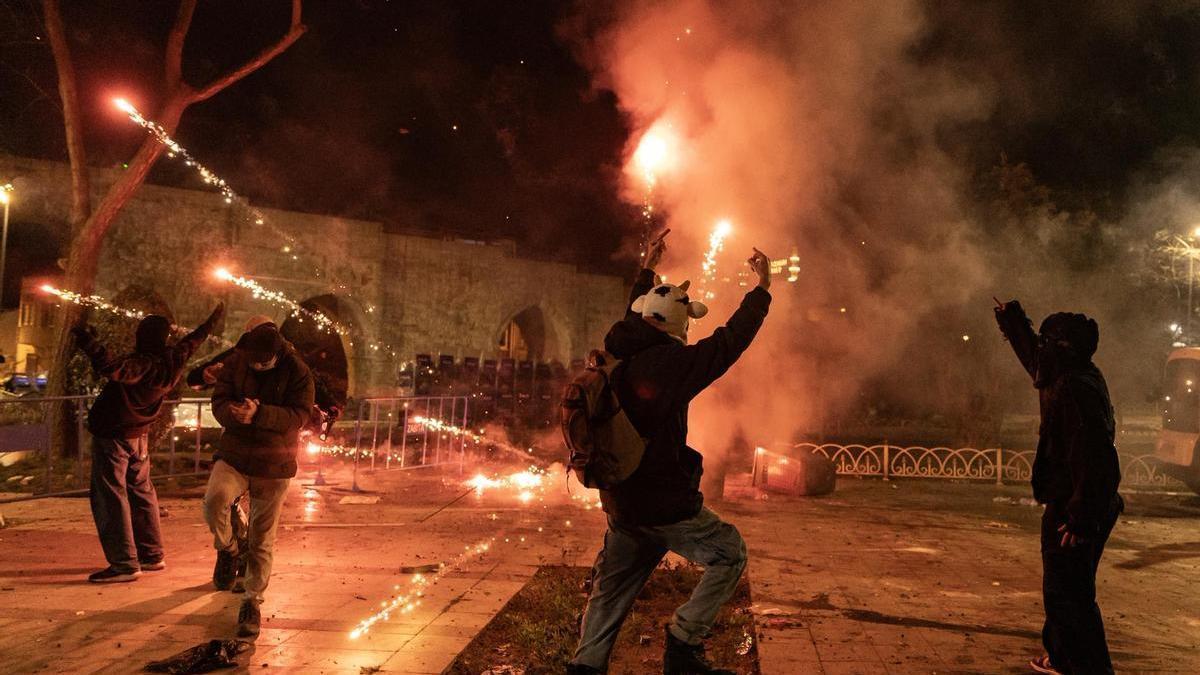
[643,229,670,271]
[748,248,772,290]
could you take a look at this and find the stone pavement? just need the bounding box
[0,466,1198,674]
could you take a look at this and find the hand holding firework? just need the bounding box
[643,228,670,271]
[748,248,772,290]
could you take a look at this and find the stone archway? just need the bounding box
[496,305,567,363]
[280,294,356,405]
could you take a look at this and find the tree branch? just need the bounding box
[189,0,305,104]
[164,0,197,93]
[42,0,89,227]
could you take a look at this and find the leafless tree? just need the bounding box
[42,0,306,452]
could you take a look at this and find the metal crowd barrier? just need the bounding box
[0,395,216,504]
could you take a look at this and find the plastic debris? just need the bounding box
[144,639,251,674]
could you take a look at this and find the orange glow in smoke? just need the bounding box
[631,122,679,185]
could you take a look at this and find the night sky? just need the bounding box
[4,1,1200,284]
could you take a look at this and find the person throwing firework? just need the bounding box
[568,232,772,675]
[205,321,314,637]
[73,303,224,583]
[994,299,1123,675]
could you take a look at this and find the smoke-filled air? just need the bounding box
[571,0,1193,455]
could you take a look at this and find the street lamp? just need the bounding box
[0,184,12,309]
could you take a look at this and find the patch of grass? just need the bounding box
[448,563,759,675]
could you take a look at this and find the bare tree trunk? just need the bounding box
[40,0,306,455]
[44,0,91,457]
[43,0,89,226]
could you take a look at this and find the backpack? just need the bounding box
[560,350,646,490]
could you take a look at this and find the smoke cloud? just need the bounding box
[568,0,1001,453]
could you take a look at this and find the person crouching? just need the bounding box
[204,322,314,637]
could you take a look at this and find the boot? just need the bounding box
[663,626,734,675]
[213,548,240,591]
[237,598,261,637]
[565,664,603,675]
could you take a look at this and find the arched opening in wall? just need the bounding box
[498,306,559,361]
[280,295,352,409]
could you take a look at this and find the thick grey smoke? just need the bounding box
[568,0,997,453]
[566,0,1200,457]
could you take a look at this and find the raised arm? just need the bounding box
[994,299,1038,380]
[670,248,772,402]
[170,303,225,371]
[72,325,151,384]
[625,230,669,319]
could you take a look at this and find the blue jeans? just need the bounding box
[572,507,748,670]
[89,434,163,572]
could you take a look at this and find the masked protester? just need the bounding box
[568,235,771,675]
[994,300,1123,675]
[186,315,274,390]
[205,322,314,637]
[73,303,225,583]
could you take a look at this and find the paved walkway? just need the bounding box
[1,467,1198,673]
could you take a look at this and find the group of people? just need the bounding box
[565,232,1122,675]
[73,230,1122,673]
[75,308,315,637]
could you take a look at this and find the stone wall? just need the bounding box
[0,155,626,395]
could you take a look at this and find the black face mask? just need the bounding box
[1034,332,1082,388]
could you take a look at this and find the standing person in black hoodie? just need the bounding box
[73,303,224,583]
[569,235,772,675]
[204,322,314,637]
[994,300,1123,675]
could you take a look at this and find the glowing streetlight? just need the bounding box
[0,183,13,309]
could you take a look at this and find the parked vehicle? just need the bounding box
[1155,347,1200,493]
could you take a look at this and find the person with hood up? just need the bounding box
[185,314,274,389]
[568,234,772,675]
[994,300,1123,675]
[72,302,225,583]
[205,321,314,637]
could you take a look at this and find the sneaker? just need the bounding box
[139,559,167,571]
[213,549,240,591]
[1030,655,1063,675]
[663,625,734,675]
[88,567,141,583]
[236,598,261,637]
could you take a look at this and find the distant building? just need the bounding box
[0,155,627,397]
[14,275,59,377]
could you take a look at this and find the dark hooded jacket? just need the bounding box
[995,301,1122,536]
[600,269,771,526]
[77,310,220,439]
[212,340,315,479]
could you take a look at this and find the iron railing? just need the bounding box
[754,442,1186,490]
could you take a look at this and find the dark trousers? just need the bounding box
[90,435,163,572]
[1040,499,1121,674]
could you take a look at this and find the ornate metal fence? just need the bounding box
[786,442,1185,490]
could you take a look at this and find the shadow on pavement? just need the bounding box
[1115,540,1200,569]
